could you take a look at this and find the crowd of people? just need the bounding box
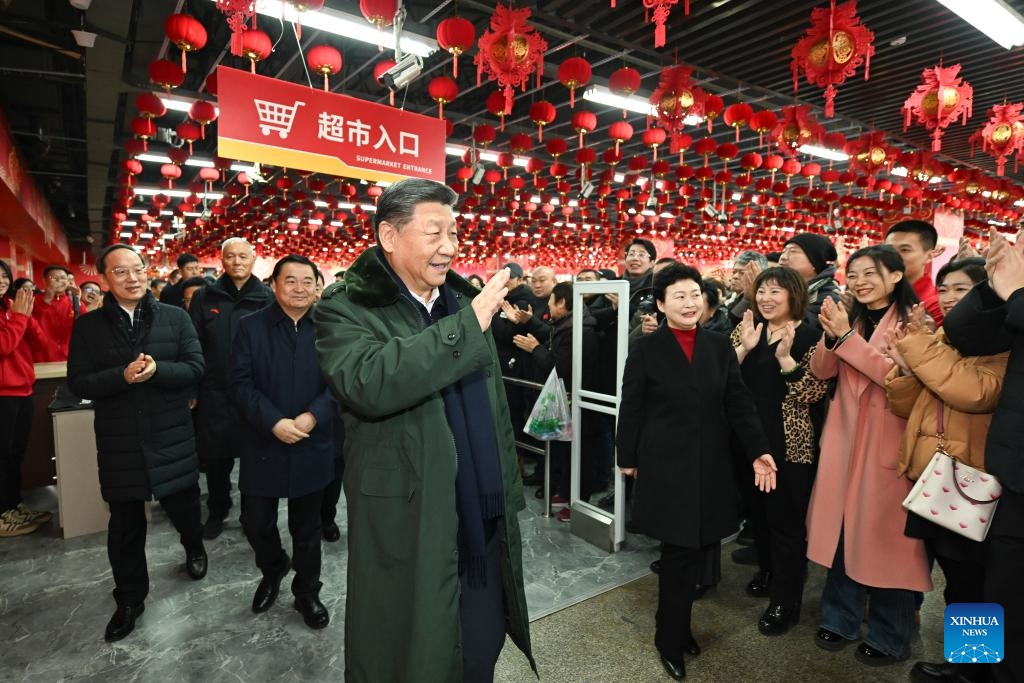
[1,177,1022,682]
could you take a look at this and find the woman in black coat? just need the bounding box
[616,263,776,681]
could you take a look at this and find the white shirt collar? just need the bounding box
[410,287,440,314]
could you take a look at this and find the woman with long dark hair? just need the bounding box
[0,260,53,536]
[733,266,831,636]
[806,244,930,667]
[885,257,1005,683]
[617,263,777,680]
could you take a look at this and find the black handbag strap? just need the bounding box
[937,398,997,506]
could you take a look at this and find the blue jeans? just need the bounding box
[819,534,916,659]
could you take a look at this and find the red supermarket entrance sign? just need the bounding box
[217,66,445,183]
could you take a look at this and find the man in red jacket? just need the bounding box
[32,265,87,361]
[885,220,945,326]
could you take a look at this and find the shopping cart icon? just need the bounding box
[253,99,305,139]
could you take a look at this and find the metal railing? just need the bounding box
[502,375,554,518]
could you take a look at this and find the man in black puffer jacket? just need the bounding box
[68,244,207,643]
[942,230,1024,683]
[188,237,273,539]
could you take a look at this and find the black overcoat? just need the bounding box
[230,303,336,499]
[188,274,272,460]
[67,293,204,501]
[616,324,770,548]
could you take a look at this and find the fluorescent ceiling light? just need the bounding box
[159,97,220,116]
[935,0,1024,49]
[135,153,256,173]
[132,187,223,199]
[120,221,137,227]
[216,0,438,58]
[799,144,849,161]
[446,144,529,168]
[119,231,133,237]
[583,85,705,125]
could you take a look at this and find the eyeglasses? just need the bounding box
[108,266,147,280]
[81,287,100,295]
[625,250,651,259]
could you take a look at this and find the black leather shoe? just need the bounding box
[202,516,224,540]
[855,642,905,667]
[910,661,972,682]
[758,603,800,636]
[322,522,341,542]
[745,570,772,598]
[185,545,207,580]
[736,524,756,546]
[104,602,144,642]
[684,636,701,656]
[650,560,661,574]
[659,654,686,680]
[294,594,329,629]
[693,583,710,600]
[815,627,852,651]
[252,557,291,613]
[730,545,758,565]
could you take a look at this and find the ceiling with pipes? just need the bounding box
[2,0,1024,269]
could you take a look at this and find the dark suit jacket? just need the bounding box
[616,325,770,548]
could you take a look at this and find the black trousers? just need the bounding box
[459,526,507,683]
[762,461,816,606]
[985,488,1024,683]
[655,542,712,659]
[241,489,324,597]
[0,395,32,512]
[932,549,989,683]
[320,457,344,526]
[107,483,203,607]
[204,458,235,520]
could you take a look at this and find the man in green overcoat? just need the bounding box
[315,178,535,682]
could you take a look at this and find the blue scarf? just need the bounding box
[379,255,504,587]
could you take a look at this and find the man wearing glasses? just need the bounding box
[32,265,86,361]
[67,244,207,642]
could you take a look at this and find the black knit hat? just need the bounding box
[783,233,837,275]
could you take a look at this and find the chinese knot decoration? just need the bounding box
[902,63,973,152]
[977,103,1024,176]
[771,105,824,157]
[650,65,705,136]
[475,4,548,115]
[215,0,256,59]
[845,131,896,188]
[790,0,874,118]
[640,0,690,48]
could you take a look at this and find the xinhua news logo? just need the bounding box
[944,603,1003,664]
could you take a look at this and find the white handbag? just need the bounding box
[902,400,1002,543]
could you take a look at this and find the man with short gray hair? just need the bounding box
[188,238,272,539]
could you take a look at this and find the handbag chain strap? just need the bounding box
[936,398,997,507]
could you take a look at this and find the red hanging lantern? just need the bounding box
[902,63,973,152]
[189,100,218,139]
[771,105,824,156]
[790,0,874,117]
[165,13,207,73]
[204,71,218,96]
[130,117,156,151]
[148,59,184,92]
[546,137,569,158]
[978,103,1024,176]
[135,93,166,119]
[475,4,548,115]
[436,16,476,78]
[360,0,397,32]
[558,57,592,109]
[608,66,642,118]
[608,120,634,154]
[749,110,778,148]
[723,103,753,143]
[509,133,533,155]
[307,45,343,92]
[238,29,272,73]
[642,127,668,161]
[123,159,143,187]
[529,100,557,142]
[161,163,182,189]
[176,121,202,154]
[473,124,497,148]
[571,110,597,149]
[703,94,724,133]
[485,91,508,131]
[428,76,459,119]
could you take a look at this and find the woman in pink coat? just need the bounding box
[807,244,931,667]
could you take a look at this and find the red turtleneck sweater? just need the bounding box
[670,326,697,361]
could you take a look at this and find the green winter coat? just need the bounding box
[314,247,535,682]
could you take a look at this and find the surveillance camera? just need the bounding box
[71,29,96,48]
[578,180,595,200]
[471,162,486,185]
[378,53,423,92]
[702,204,721,220]
[70,0,92,9]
